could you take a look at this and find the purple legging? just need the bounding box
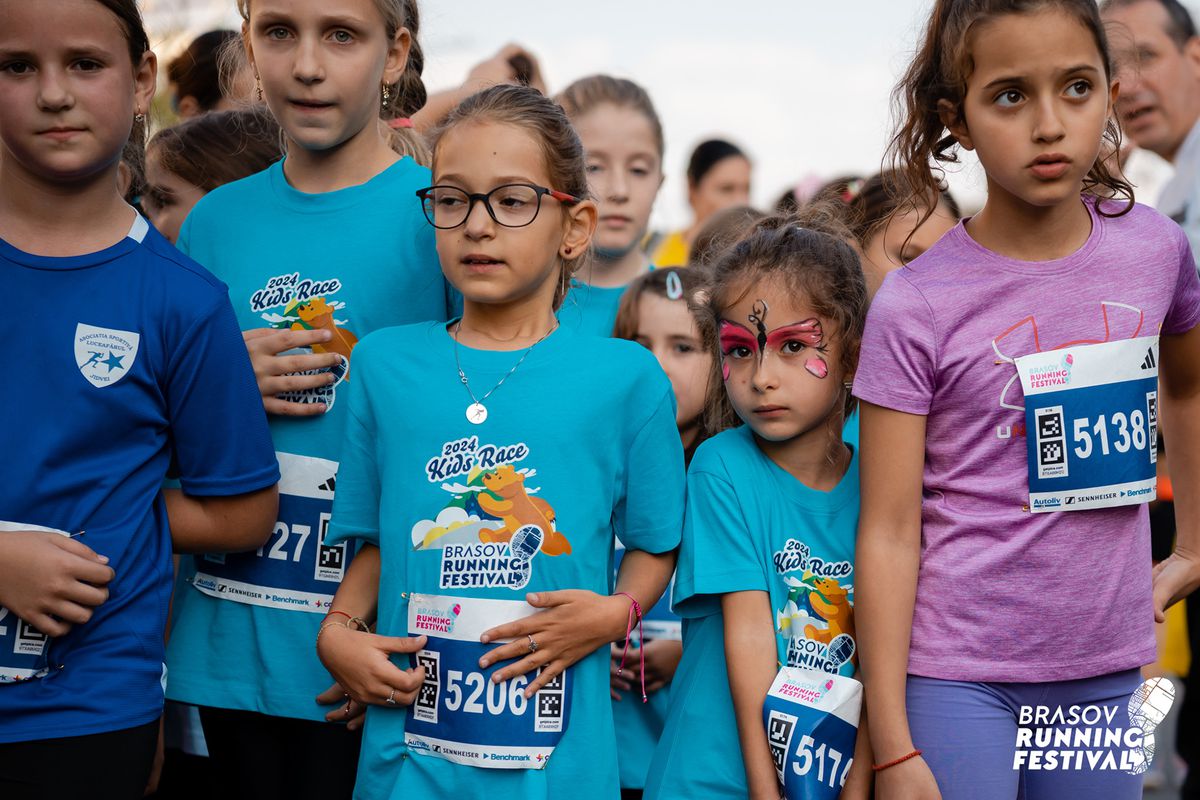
[906,668,1147,800]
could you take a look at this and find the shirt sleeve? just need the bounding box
[325,357,381,547]
[1163,224,1200,336]
[852,270,939,415]
[167,293,279,496]
[612,387,685,555]
[673,464,763,619]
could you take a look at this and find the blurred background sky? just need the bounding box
[143,0,1192,227]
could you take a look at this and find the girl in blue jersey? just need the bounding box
[645,211,872,800]
[609,266,711,799]
[316,84,685,800]
[0,1,279,796]
[556,75,667,337]
[163,0,449,797]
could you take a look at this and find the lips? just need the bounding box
[462,254,505,272]
[753,405,788,417]
[39,127,85,141]
[289,99,335,112]
[1028,153,1071,180]
[601,215,632,227]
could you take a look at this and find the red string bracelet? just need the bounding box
[614,592,647,702]
[325,610,352,623]
[872,749,923,772]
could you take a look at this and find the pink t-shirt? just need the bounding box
[854,200,1200,682]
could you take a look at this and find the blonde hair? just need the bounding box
[431,85,591,311]
[236,0,429,164]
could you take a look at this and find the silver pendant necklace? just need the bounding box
[452,320,557,425]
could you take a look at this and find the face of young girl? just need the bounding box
[633,292,711,432]
[573,103,662,257]
[689,156,751,228]
[244,0,405,154]
[955,8,1115,211]
[0,0,154,187]
[142,147,206,244]
[719,280,846,443]
[861,199,957,297]
[433,120,586,307]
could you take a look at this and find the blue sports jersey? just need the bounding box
[166,157,450,721]
[645,426,859,800]
[326,320,684,800]
[0,214,279,743]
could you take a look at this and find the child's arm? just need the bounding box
[722,589,782,800]
[316,544,428,710]
[856,401,942,799]
[0,532,113,637]
[163,485,278,554]
[1154,326,1200,615]
[840,701,874,799]
[478,548,677,697]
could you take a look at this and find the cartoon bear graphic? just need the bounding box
[803,577,855,645]
[477,465,572,556]
[290,297,359,362]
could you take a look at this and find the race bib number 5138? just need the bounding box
[1017,336,1159,513]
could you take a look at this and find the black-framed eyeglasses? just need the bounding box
[415,183,580,230]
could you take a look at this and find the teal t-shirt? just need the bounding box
[644,425,859,800]
[557,279,629,337]
[326,321,685,800]
[165,157,450,721]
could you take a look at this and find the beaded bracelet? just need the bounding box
[316,620,348,649]
[872,749,923,772]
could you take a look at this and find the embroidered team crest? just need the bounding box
[75,323,140,388]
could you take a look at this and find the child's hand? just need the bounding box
[242,328,341,416]
[640,639,683,693]
[874,756,942,800]
[316,625,427,709]
[1152,547,1200,622]
[316,682,368,730]
[479,590,628,697]
[0,531,113,636]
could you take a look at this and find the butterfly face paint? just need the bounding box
[718,305,831,380]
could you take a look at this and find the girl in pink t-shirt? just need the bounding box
[854,1,1200,799]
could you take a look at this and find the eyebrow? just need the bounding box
[981,64,1102,92]
[434,174,541,187]
[253,10,371,29]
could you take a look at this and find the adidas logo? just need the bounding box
[1142,348,1157,371]
[318,475,336,492]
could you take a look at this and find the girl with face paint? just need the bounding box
[644,211,872,800]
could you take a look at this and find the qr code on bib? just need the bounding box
[767,710,797,775]
[413,651,440,723]
[1034,405,1069,480]
[534,669,565,733]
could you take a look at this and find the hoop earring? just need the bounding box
[381,83,391,110]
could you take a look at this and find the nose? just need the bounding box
[606,169,629,203]
[292,37,324,84]
[462,196,495,240]
[1032,95,1066,144]
[37,66,72,112]
[750,354,779,393]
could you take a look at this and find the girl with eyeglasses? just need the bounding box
[316,83,684,800]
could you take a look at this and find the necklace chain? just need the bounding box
[453,320,557,412]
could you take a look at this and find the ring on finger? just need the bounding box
[526,634,538,654]
[385,688,398,705]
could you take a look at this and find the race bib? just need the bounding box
[1017,336,1159,513]
[406,594,572,769]
[763,668,862,800]
[192,453,352,612]
[0,522,67,683]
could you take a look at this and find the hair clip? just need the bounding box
[665,271,684,300]
[388,117,415,130]
[840,179,864,204]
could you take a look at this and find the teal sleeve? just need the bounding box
[673,467,765,617]
[326,361,381,546]
[613,388,685,555]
